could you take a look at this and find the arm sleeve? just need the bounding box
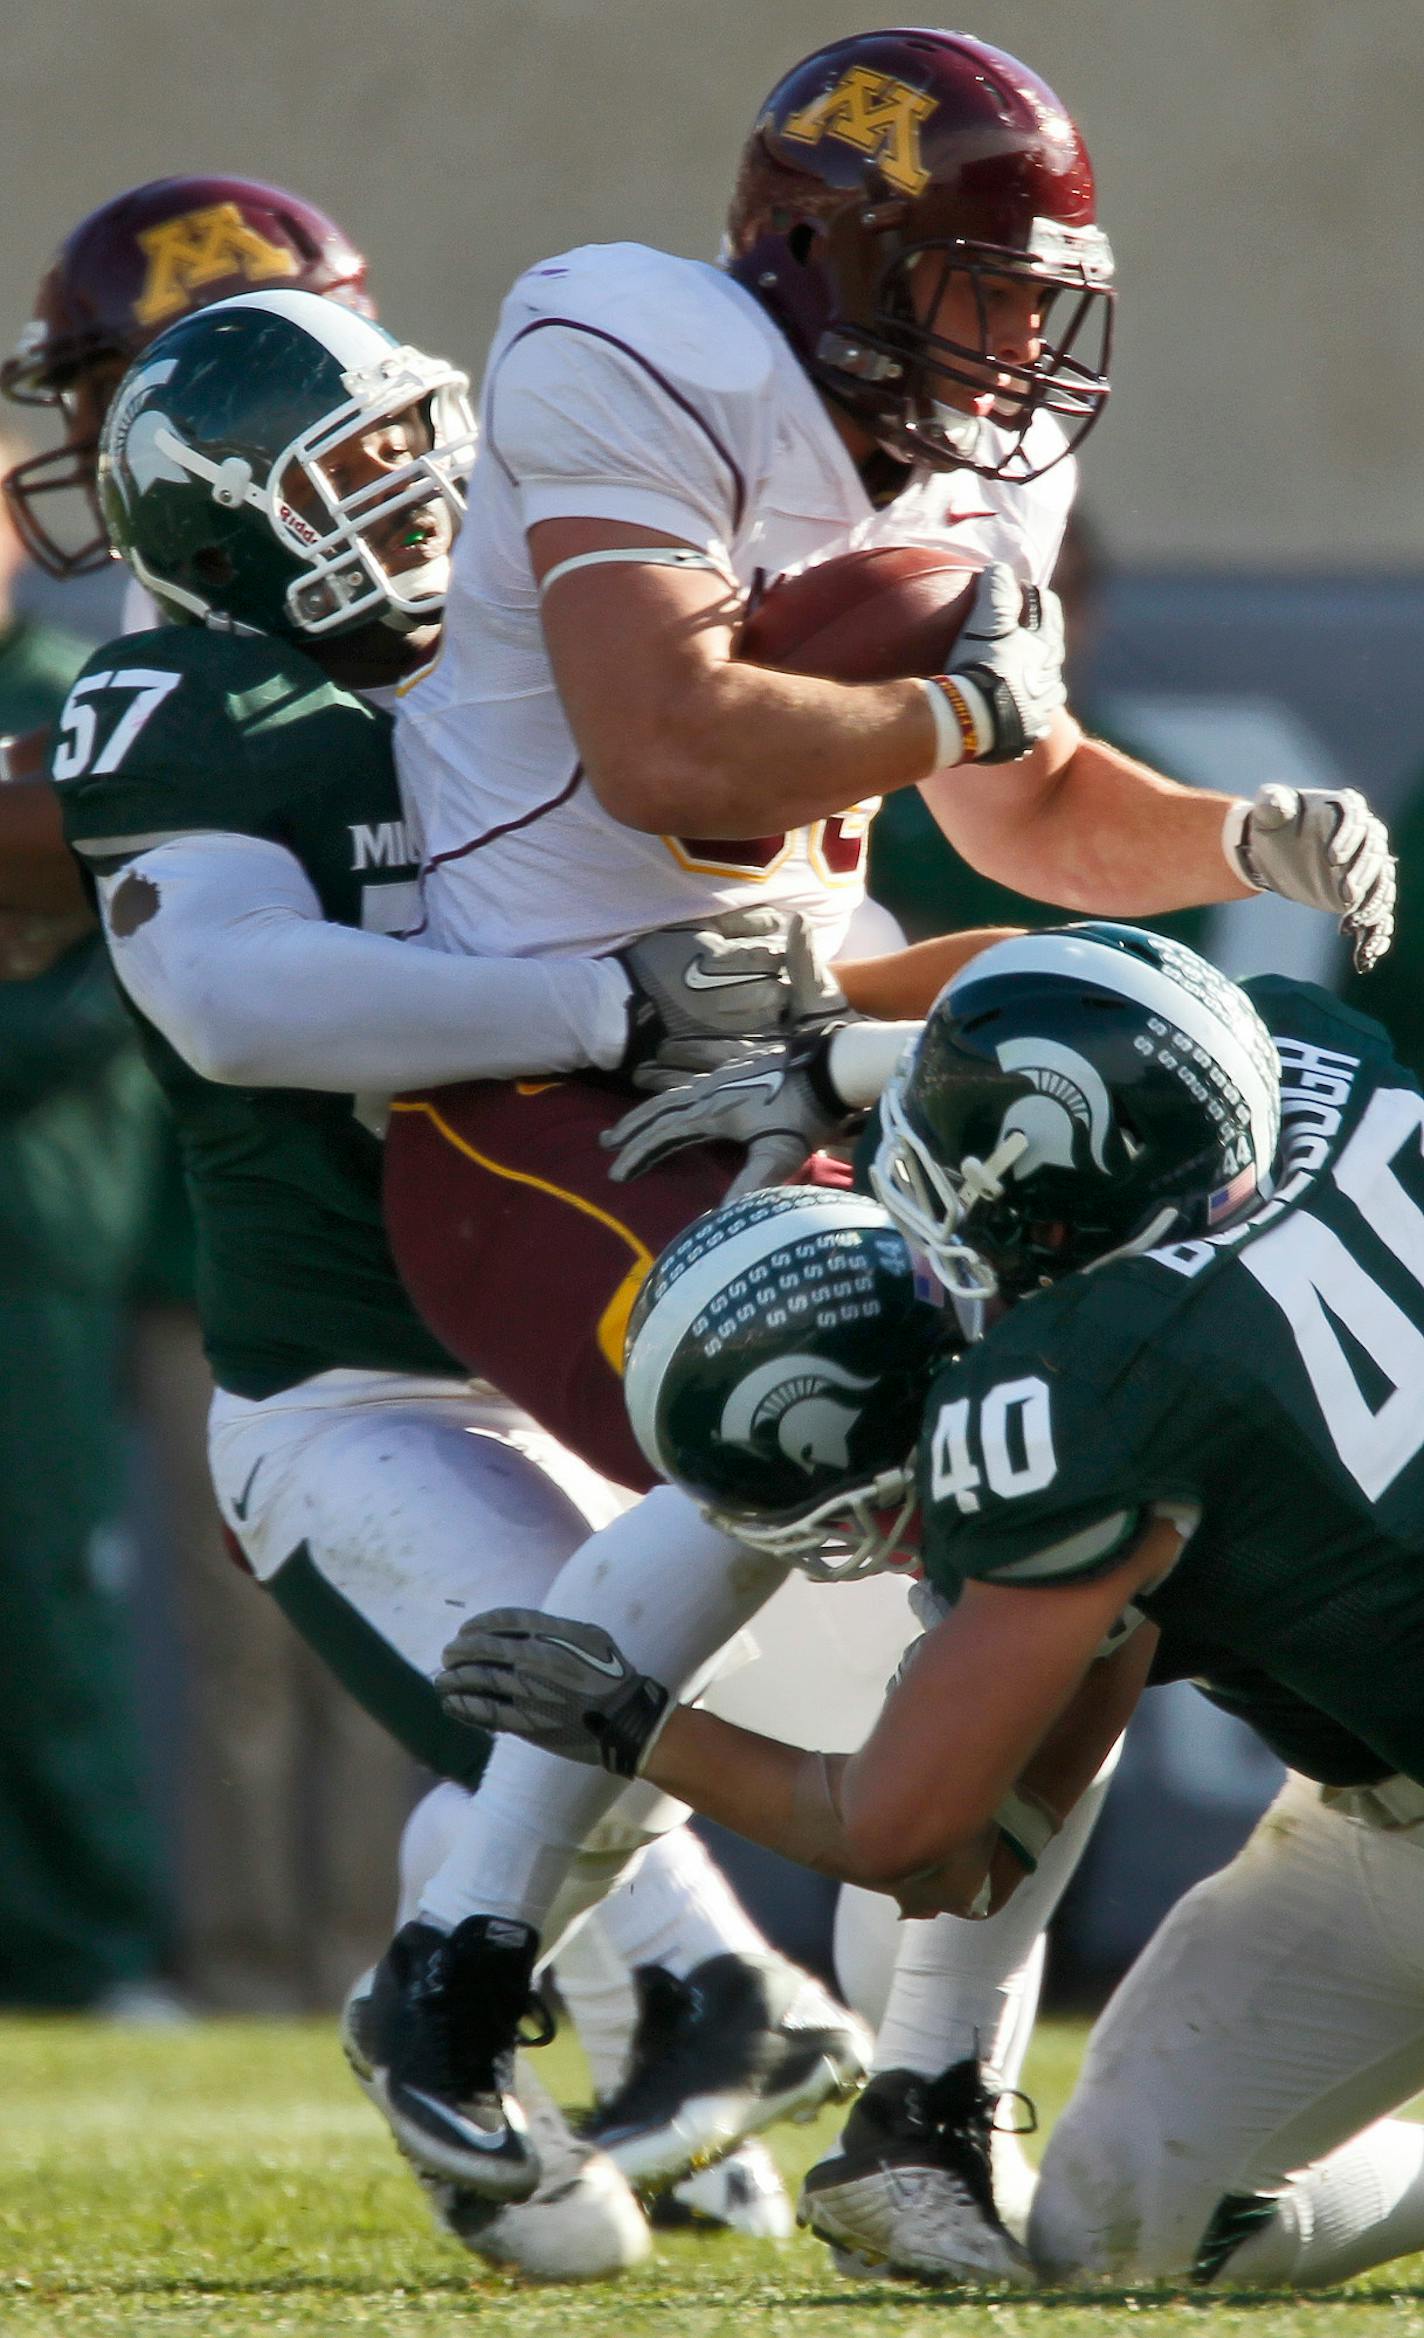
[97,831,632,1091]
[485,322,746,558]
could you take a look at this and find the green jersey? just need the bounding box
[919,977,1424,1789]
[55,626,460,1397]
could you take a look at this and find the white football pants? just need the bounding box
[1032,1769,1424,2286]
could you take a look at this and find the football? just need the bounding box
[735,544,984,683]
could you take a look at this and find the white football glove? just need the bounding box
[1223,784,1396,973]
[616,908,848,1091]
[438,1608,672,1778]
[940,563,1067,764]
[604,1026,859,1194]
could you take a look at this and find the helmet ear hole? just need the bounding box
[787,223,816,267]
[192,545,234,587]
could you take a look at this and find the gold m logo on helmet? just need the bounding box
[782,68,935,197]
[133,204,298,329]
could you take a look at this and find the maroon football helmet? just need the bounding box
[725,29,1114,481]
[1,175,373,576]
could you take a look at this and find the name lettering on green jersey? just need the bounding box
[53,668,183,782]
[1153,1036,1364,1282]
[349,820,413,872]
[1242,1084,1424,1503]
[930,1375,1057,1514]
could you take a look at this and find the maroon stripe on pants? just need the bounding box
[383,1076,737,1490]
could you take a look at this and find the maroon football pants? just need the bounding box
[383,1077,739,1490]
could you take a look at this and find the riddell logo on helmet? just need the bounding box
[134,204,299,328]
[277,501,321,548]
[781,68,936,197]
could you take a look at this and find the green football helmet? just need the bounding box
[96,287,475,638]
[623,1186,952,1580]
[872,922,1282,1300]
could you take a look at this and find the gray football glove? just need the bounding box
[616,908,848,1091]
[437,1607,672,1779]
[604,1024,856,1193]
[942,563,1067,763]
[1225,783,1395,973]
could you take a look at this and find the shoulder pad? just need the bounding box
[502,244,780,401]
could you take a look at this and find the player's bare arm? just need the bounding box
[438,1516,1176,1914]
[920,712,1248,913]
[922,712,1395,966]
[532,517,961,836]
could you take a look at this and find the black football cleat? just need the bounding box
[341,1914,552,2200]
[798,2060,1034,2284]
[586,1952,871,2192]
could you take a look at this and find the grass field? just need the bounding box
[4,2017,1424,2337]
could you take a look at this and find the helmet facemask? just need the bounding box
[817,214,1114,482]
[871,1064,1014,1301]
[269,351,475,635]
[706,1461,920,1583]
[1,350,129,577]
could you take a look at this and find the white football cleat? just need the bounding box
[655,2138,795,2239]
[421,2057,650,2281]
[799,2062,1035,2286]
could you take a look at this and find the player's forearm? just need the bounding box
[640,1706,896,1887]
[921,720,1253,914]
[0,776,93,917]
[582,661,943,838]
[644,1705,999,1910]
[835,927,1023,1018]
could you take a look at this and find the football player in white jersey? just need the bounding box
[368,23,1394,2237]
[3,193,869,2269]
[387,23,1390,1471]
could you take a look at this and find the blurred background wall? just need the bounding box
[5,0,1424,568]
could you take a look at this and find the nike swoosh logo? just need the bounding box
[403,2087,521,2151]
[692,1072,783,1105]
[541,1633,626,1679]
[683,963,775,991]
[231,1459,263,1523]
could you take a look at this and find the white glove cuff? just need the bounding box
[1221,796,1264,891]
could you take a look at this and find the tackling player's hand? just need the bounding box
[1224,783,1396,971]
[437,1607,672,1778]
[939,564,1067,764]
[615,907,849,1090]
[603,1024,858,1193]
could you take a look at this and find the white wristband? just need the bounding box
[825,1019,922,1110]
[917,676,977,771]
[995,1786,1059,1873]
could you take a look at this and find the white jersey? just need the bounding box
[395,242,1073,963]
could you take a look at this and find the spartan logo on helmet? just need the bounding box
[717,1354,878,1475]
[994,1036,1115,1175]
[102,355,178,498]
